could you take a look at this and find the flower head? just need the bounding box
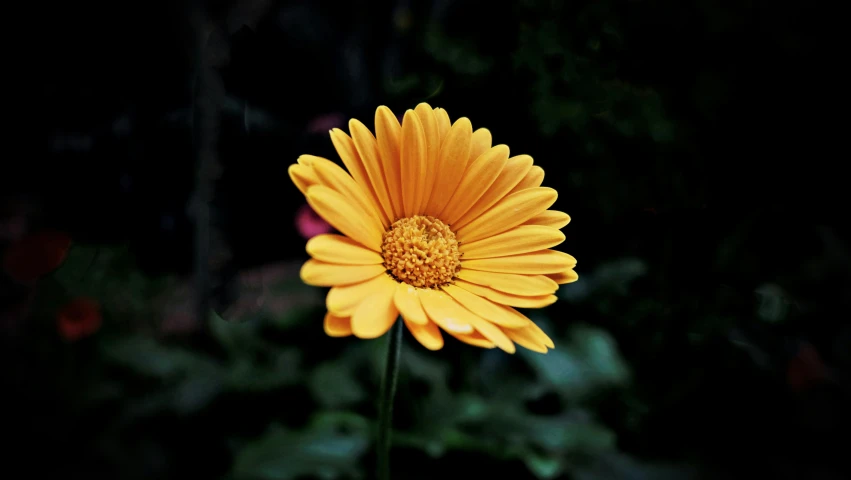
[289,104,577,353]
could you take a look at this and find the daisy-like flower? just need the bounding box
[288,104,577,354]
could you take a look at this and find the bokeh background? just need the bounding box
[5,1,849,479]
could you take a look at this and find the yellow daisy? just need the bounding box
[289,104,577,354]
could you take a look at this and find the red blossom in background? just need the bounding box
[2,230,72,285]
[295,204,332,240]
[57,297,102,341]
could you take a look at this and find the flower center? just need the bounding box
[382,215,461,288]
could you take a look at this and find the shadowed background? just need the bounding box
[4,0,848,479]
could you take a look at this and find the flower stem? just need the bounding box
[377,318,403,480]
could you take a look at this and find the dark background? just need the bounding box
[4,1,848,479]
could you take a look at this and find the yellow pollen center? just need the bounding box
[382,215,461,288]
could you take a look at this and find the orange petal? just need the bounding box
[404,318,443,350]
[324,313,352,337]
[441,284,527,327]
[415,103,440,214]
[467,315,515,353]
[456,187,558,243]
[452,155,534,230]
[300,260,386,287]
[462,250,577,275]
[424,118,472,216]
[449,331,496,349]
[288,164,319,195]
[522,210,571,229]
[375,106,404,219]
[306,186,384,251]
[439,144,509,224]
[330,128,390,227]
[525,321,555,349]
[454,279,558,308]
[326,274,395,316]
[503,326,548,353]
[460,225,565,259]
[349,119,396,223]
[509,165,545,194]
[455,269,558,296]
[418,288,475,334]
[546,269,579,284]
[468,128,492,163]
[434,108,451,142]
[400,110,428,216]
[307,155,385,226]
[351,278,399,339]
[394,283,429,325]
[306,234,384,265]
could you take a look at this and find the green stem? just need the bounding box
[377,318,403,480]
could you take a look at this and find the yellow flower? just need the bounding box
[289,104,577,354]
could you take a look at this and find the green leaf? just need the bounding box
[224,348,302,392]
[100,335,210,379]
[525,453,563,479]
[231,414,369,480]
[308,362,365,408]
[52,244,100,291]
[521,325,629,399]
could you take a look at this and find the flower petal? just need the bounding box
[434,108,451,141]
[306,185,384,251]
[456,269,558,296]
[288,164,319,195]
[509,165,545,194]
[330,128,390,227]
[467,315,515,353]
[441,284,528,327]
[462,250,577,275]
[418,288,475,334]
[546,269,579,285]
[460,225,565,259]
[454,279,558,308]
[351,279,398,339]
[400,110,428,216]
[415,103,440,214]
[452,155,533,230]
[404,318,443,350]
[525,321,555,349]
[394,283,429,325]
[522,210,571,229]
[425,117,472,216]
[468,128,492,163]
[375,106,404,219]
[349,119,396,223]
[307,155,385,226]
[449,331,495,349]
[456,187,558,243]
[300,259,386,287]
[503,326,548,353]
[439,144,509,224]
[327,274,394,316]
[324,312,352,337]
[306,234,384,265]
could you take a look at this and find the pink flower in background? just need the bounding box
[296,204,332,239]
[305,112,345,134]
